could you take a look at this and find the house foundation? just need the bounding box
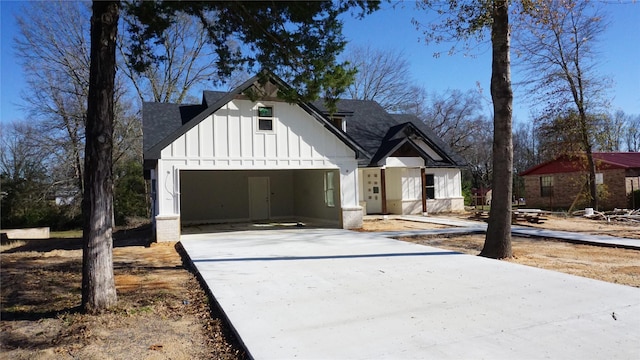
[341,206,364,229]
[155,215,181,242]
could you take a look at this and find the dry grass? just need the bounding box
[1,226,246,360]
[358,216,640,288]
[402,234,640,288]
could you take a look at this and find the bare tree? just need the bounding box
[15,0,90,201]
[622,112,640,152]
[118,12,220,104]
[0,121,53,228]
[424,89,488,154]
[515,0,610,209]
[13,1,218,227]
[513,121,541,200]
[465,118,494,190]
[596,111,625,152]
[343,45,426,113]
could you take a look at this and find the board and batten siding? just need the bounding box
[159,99,354,169]
[154,99,359,218]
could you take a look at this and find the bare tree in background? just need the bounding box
[424,89,488,154]
[597,110,628,152]
[622,112,640,152]
[465,118,494,189]
[513,121,540,200]
[15,0,90,203]
[0,122,53,227]
[14,1,220,226]
[15,1,141,207]
[118,12,220,104]
[343,45,426,113]
[515,0,610,210]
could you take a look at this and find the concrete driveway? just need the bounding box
[180,229,640,359]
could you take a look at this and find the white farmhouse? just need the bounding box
[143,72,466,242]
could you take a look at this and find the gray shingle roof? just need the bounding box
[390,114,468,167]
[143,72,368,164]
[142,71,465,170]
[312,100,467,168]
[142,102,204,153]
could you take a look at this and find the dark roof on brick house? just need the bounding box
[520,152,640,176]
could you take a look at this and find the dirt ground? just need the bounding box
[1,215,638,359]
[361,215,640,287]
[1,226,247,360]
[361,213,640,239]
[506,214,640,239]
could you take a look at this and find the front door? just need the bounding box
[248,177,270,221]
[362,169,382,214]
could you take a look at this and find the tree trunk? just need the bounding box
[82,0,119,313]
[579,111,599,210]
[480,0,513,259]
[585,145,598,210]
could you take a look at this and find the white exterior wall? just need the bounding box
[385,167,422,215]
[385,157,424,167]
[153,99,360,240]
[430,168,462,199]
[427,168,465,213]
[363,165,464,215]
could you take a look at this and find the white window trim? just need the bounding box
[425,173,435,200]
[255,103,276,133]
[324,171,335,207]
[595,173,604,185]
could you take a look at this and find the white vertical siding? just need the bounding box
[402,168,422,200]
[386,169,403,200]
[429,168,462,198]
[155,99,359,217]
[160,99,354,169]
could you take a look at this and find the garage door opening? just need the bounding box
[179,169,341,230]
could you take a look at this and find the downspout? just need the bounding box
[421,168,427,215]
[380,168,387,214]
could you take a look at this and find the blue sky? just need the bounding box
[1,1,639,125]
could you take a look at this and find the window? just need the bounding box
[324,171,335,207]
[425,174,435,199]
[330,116,345,131]
[540,176,554,197]
[595,173,603,185]
[257,106,273,131]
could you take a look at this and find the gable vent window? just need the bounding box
[257,106,274,131]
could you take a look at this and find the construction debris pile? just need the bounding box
[572,208,640,224]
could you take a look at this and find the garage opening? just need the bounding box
[179,169,341,228]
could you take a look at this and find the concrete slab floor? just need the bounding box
[181,229,640,360]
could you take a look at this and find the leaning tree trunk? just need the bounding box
[480,0,513,259]
[579,112,599,210]
[585,148,598,210]
[82,0,119,313]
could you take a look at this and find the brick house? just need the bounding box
[520,152,640,210]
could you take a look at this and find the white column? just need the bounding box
[339,161,363,229]
[155,160,181,242]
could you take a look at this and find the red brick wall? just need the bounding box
[523,169,629,210]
